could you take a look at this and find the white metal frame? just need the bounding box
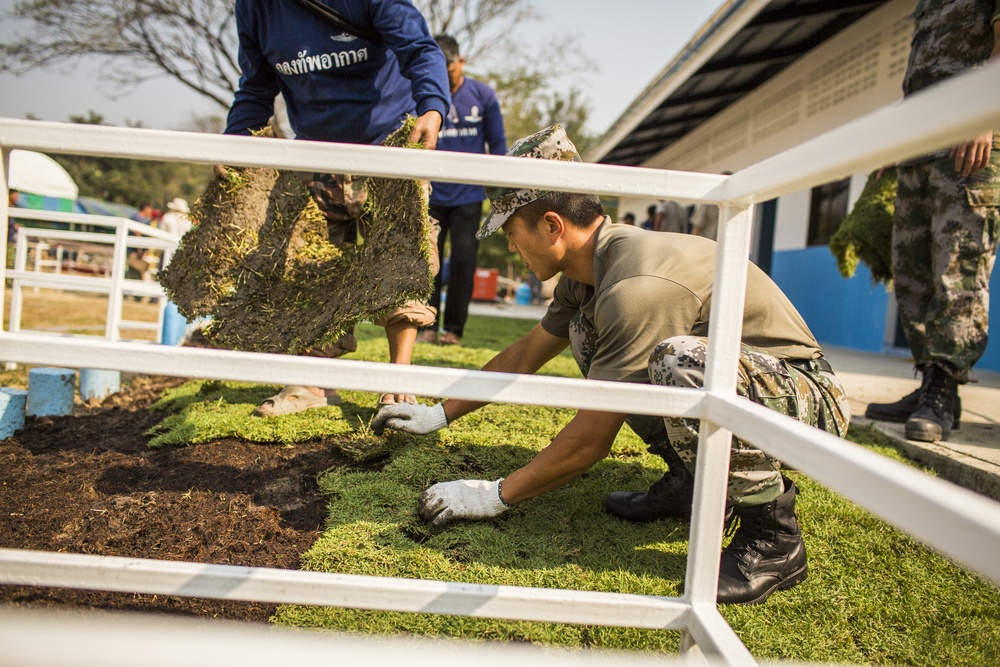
[4,206,178,341]
[1,61,999,666]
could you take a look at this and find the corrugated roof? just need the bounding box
[588,0,886,166]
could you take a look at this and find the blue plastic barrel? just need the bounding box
[515,282,532,305]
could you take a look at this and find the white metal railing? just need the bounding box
[1,59,999,666]
[0,608,723,667]
[5,206,179,341]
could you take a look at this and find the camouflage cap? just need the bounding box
[477,124,582,240]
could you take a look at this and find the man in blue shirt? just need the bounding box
[224,0,451,414]
[418,35,506,345]
[226,0,449,147]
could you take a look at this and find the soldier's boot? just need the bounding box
[865,373,961,428]
[717,476,807,605]
[604,443,694,522]
[905,361,960,443]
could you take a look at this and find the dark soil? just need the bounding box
[0,373,353,623]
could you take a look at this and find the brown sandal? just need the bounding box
[255,385,340,417]
[438,331,461,345]
[416,330,438,344]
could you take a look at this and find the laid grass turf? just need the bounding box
[148,315,1000,665]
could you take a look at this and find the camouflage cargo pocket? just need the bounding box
[741,362,798,420]
[964,152,1000,245]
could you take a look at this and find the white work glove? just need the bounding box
[371,401,448,436]
[418,479,509,527]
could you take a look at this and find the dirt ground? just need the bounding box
[0,371,353,623]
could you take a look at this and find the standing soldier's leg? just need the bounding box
[255,173,360,416]
[645,335,849,604]
[420,203,453,343]
[440,200,484,342]
[921,156,999,376]
[892,163,935,371]
[898,156,999,441]
[869,164,942,426]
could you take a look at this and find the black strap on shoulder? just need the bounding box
[294,0,380,42]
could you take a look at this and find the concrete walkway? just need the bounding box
[469,301,1000,502]
[824,345,1000,502]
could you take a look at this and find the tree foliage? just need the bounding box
[1,0,239,108]
[413,0,537,62]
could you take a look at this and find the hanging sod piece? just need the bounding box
[829,167,896,285]
[159,118,434,354]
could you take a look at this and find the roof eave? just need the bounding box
[584,0,774,164]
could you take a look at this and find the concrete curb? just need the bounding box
[852,415,1000,503]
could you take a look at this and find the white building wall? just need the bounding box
[631,0,917,247]
[773,190,810,251]
[616,196,679,227]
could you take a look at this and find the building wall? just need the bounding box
[635,0,918,249]
[619,0,1000,371]
[643,0,916,176]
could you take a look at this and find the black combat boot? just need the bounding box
[905,361,960,442]
[865,371,961,428]
[716,476,807,605]
[604,443,694,522]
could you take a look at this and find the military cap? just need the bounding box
[477,124,582,240]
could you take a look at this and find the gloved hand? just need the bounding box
[418,479,509,527]
[371,401,448,436]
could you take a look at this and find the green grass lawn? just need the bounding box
[149,315,1000,666]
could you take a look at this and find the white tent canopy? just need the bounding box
[7,149,79,200]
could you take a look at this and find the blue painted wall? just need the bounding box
[770,246,1000,372]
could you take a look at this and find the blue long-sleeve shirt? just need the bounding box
[430,76,507,207]
[225,0,449,146]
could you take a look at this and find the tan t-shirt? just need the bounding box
[541,219,822,383]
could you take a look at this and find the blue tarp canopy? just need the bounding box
[76,197,140,219]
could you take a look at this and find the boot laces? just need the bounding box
[726,530,771,567]
[921,363,956,414]
[647,466,689,500]
[723,511,771,564]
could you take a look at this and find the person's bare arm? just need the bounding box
[442,323,569,423]
[372,323,569,436]
[499,409,628,504]
[415,403,626,525]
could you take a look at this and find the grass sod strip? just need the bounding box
[159,118,435,354]
[829,167,895,285]
[143,317,999,664]
[143,317,563,453]
[273,423,1000,664]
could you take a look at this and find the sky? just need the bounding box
[0,1,723,137]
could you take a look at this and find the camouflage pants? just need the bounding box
[569,315,850,506]
[893,152,1000,379]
